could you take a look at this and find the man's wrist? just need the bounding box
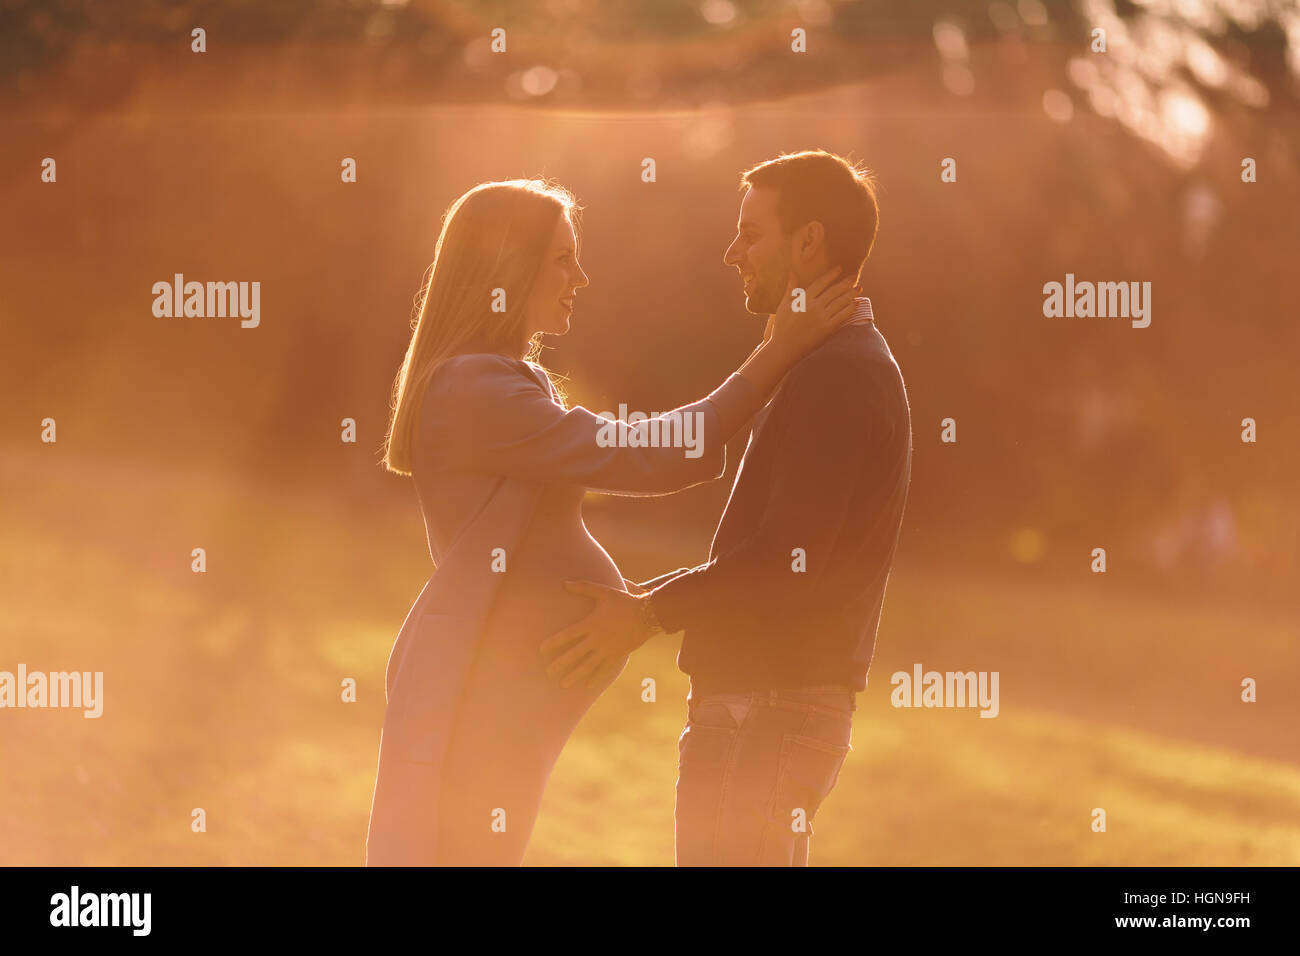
[638,593,665,637]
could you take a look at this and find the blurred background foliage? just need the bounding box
[4,0,1296,601]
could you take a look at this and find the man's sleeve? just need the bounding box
[637,566,700,592]
[647,354,876,635]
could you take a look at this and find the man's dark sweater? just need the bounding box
[645,300,912,694]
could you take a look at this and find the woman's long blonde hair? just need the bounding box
[383,179,578,476]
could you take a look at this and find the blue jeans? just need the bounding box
[675,684,856,866]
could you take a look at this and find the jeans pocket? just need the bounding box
[677,695,746,788]
[688,697,746,732]
[678,697,741,762]
[767,732,851,831]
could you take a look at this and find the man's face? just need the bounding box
[723,185,791,315]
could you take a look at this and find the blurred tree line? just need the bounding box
[2,0,1297,603]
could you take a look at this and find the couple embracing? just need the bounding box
[366,148,911,867]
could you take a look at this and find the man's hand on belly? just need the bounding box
[540,581,659,689]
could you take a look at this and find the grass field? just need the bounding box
[2,450,1297,865]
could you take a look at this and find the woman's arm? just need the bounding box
[422,354,759,495]
[420,268,859,495]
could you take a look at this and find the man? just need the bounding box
[541,149,912,865]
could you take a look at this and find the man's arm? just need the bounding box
[636,566,700,593]
[646,353,877,637]
[539,352,880,691]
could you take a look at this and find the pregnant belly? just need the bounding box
[470,513,629,705]
[431,514,629,862]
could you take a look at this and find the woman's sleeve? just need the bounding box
[421,353,764,494]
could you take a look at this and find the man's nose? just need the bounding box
[723,240,741,265]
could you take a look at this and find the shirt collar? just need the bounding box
[847,296,874,326]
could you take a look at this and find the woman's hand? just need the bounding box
[736,266,860,395]
[622,578,649,596]
[766,266,861,360]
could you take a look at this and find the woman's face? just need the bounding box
[523,213,589,339]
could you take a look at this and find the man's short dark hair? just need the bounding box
[740,150,880,282]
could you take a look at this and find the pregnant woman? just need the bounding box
[365,178,859,866]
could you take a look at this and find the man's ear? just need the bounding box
[796,220,826,263]
[789,221,828,285]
